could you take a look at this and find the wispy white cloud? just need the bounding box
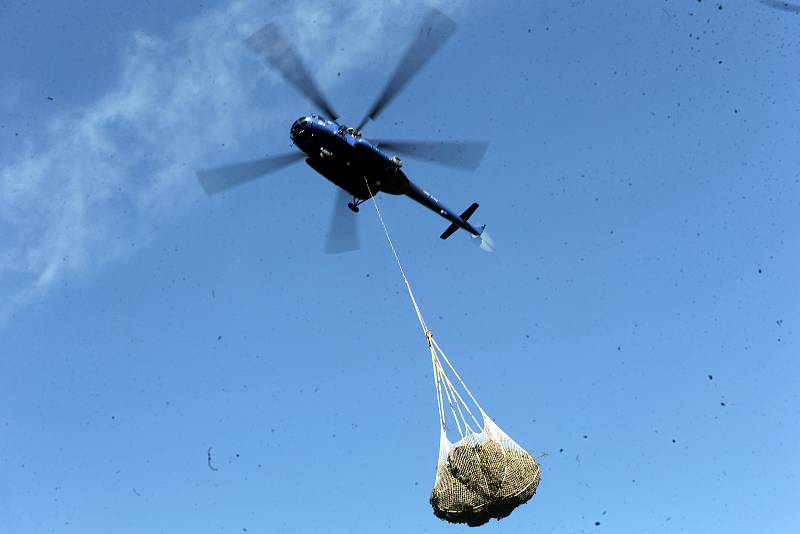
[0,0,467,321]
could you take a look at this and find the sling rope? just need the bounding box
[363,180,428,336]
[363,178,484,437]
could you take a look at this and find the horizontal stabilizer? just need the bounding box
[440,202,479,240]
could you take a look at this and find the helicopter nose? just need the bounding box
[291,115,312,139]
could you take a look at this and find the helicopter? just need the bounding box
[197,8,494,253]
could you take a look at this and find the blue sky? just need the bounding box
[2,0,799,532]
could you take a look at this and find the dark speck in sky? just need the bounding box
[207,447,219,471]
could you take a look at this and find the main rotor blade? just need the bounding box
[356,9,457,131]
[245,23,339,121]
[374,140,489,170]
[196,152,304,195]
[325,189,360,254]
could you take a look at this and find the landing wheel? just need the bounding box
[347,202,360,213]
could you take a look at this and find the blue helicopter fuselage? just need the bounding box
[290,114,482,237]
[290,114,407,198]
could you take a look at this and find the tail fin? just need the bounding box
[440,202,479,240]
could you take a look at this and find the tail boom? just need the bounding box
[404,181,482,237]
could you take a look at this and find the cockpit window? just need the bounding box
[291,116,312,138]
